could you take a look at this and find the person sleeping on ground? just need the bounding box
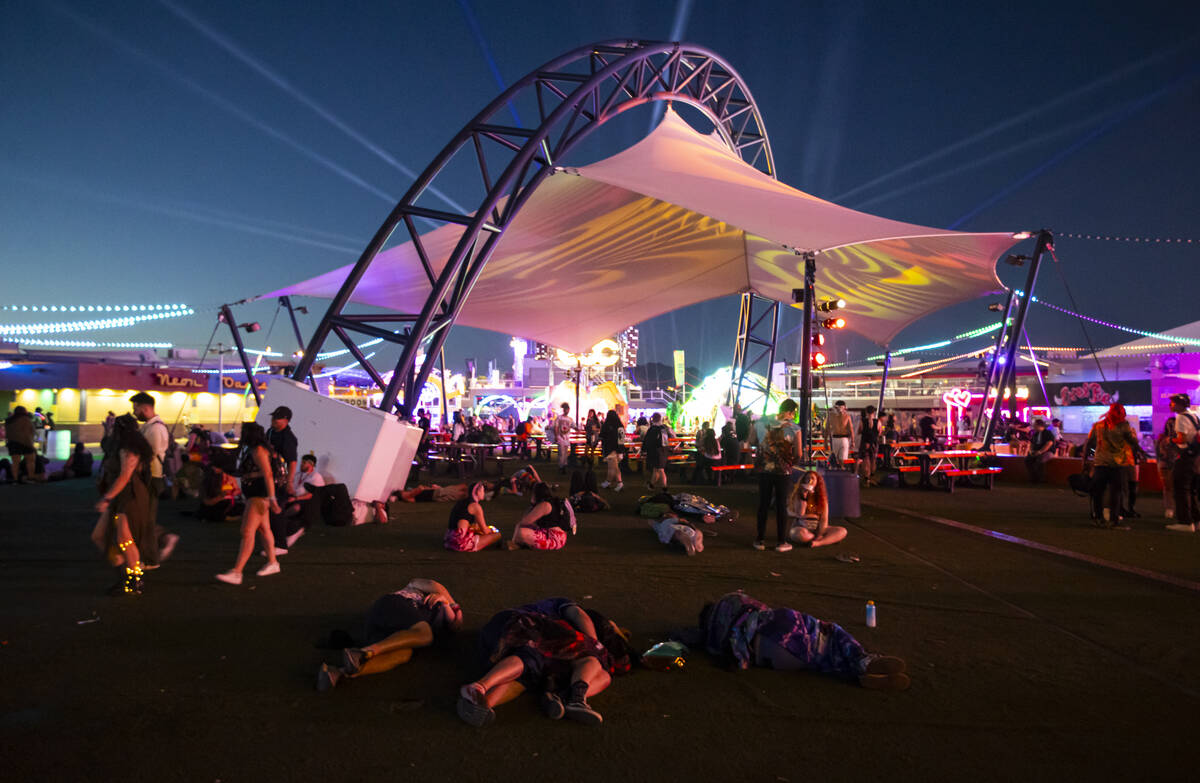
[316,578,462,691]
[443,481,502,552]
[648,510,705,555]
[392,482,497,503]
[699,591,908,691]
[456,597,636,727]
[506,482,576,550]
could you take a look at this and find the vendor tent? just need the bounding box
[264,108,1021,352]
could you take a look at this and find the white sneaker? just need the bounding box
[776,542,794,553]
[600,481,610,489]
[614,483,623,492]
[1165,523,1197,533]
[215,570,242,585]
[256,561,281,577]
[752,540,766,551]
[260,548,288,557]
[286,528,306,548]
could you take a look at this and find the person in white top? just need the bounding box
[1167,393,1199,532]
[273,453,326,554]
[554,402,574,474]
[130,392,179,566]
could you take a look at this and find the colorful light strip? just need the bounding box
[0,307,194,336]
[314,352,377,379]
[2,303,190,313]
[1059,233,1195,244]
[1013,291,1200,347]
[316,337,384,360]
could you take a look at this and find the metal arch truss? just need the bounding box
[728,293,781,415]
[291,40,776,414]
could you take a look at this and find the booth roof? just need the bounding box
[263,109,1020,352]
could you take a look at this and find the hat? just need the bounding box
[269,405,293,420]
[129,391,155,406]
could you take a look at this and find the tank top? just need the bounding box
[447,498,474,530]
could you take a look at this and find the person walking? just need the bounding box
[266,405,299,503]
[584,409,601,463]
[753,399,800,552]
[1082,404,1142,527]
[130,392,178,566]
[599,410,625,492]
[857,405,879,486]
[216,422,283,584]
[4,406,38,483]
[1167,394,1200,532]
[641,412,671,491]
[92,415,154,595]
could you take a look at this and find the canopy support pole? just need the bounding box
[728,293,780,414]
[798,252,817,463]
[438,347,449,428]
[1023,327,1048,415]
[219,304,262,408]
[973,289,1015,440]
[279,296,316,391]
[982,230,1052,451]
[876,351,892,415]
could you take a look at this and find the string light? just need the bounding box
[1013,291,1200,347]
[316,338,383,360]
[0,307,194,336]
[1058,233,1195,244]
[1,303,190,313]
[15,338,172,349]
[314,352,377,378]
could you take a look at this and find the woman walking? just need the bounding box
[92,415,154,595]
[216,422,282,584]
[599,410,625,492]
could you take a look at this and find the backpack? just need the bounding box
[1179,413,1200,458]
[756,424,797,473]
[314,482,354,526]
[266,446,289,492]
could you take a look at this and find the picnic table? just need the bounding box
[918,449,1001,492]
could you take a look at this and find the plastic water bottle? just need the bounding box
[865,600,877,628]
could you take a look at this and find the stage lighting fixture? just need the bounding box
[821,317,846,329]
[239,322,261,333]
[817,298,846,312]
[987,303,1005,312]
[811,351,827,369]
[791,288,804,303]
[1004,254,1029,266]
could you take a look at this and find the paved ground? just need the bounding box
[2,465,1199,782]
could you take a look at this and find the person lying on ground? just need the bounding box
[786,470,847,548]
[699,591,908,690]
[456,598,636,727]
[444,481,503,552]
[648,511,704,555]
[506,465,542,497]
[506,481,575,550]
[568,468,609,512]
[317,578,462,691]
[392,482,488,503]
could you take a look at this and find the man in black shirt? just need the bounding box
[642,413,671,491]
[1025,419,1056,483]
[267,405,299,500]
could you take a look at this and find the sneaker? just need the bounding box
[158,533,179,561]
[752,540,766,551]
[261,547,288,557]
[142,563,160,571]
[859,672,911,692]
[1166,523,1197,533]
[456,683,495,727]
[1165,509,1175,519]
[776,542,794,553]
[862,655,907,675]
[342,647,367,675]
[614,483,623,492]
[215,570,242,585]
[564,691,603,725]
[540,691,566,720]
[600,481,610,489]
[286,528,306,549]
[316,663,341,692]
[256,561,281,577]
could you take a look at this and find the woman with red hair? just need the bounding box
[786,470,847,547]
[1083,403,1143,526]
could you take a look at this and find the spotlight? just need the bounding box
[1004,254,1029,266]
[988,303,1005,312]
[821,317,846,329]
[817,299,846,312]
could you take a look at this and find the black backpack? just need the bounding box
[312,483,354,527]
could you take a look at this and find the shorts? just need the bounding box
[364,594,436,644]
[652,517,682,544]
[6,442,35,456]
[527,526,567,550]
[831,437,850,463]
[241,477,269,499]
[644,453,665,471]
[415,488,434,502]
[444,527,479,552]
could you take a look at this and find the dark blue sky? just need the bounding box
[3,0,1197,375]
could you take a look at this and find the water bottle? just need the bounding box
[865,600,877,628]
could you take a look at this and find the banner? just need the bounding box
[1044,380,1151,407]
[673,350,685,387]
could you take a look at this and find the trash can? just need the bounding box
[819,468,860,519]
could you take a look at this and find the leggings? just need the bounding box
[756,473,790,543]
[1089,465,1125,517]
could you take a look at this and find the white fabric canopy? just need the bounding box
[265,109,1020,351]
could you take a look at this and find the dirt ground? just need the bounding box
[2,463,1199,782]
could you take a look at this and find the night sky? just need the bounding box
[3,0,1198,377]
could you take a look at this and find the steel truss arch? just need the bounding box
[292,40,777,413]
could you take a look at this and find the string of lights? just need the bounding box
[0,307,194,336]
[14,337,173,349]
[1058,233,1196,244]
[314,352,376,379]
[1014,291,1200,346]
[316,338,383,360]
[2,303,191,313]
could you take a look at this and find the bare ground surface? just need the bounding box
[2,466,1199,783]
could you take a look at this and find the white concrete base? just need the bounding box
[255,377,421,502]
